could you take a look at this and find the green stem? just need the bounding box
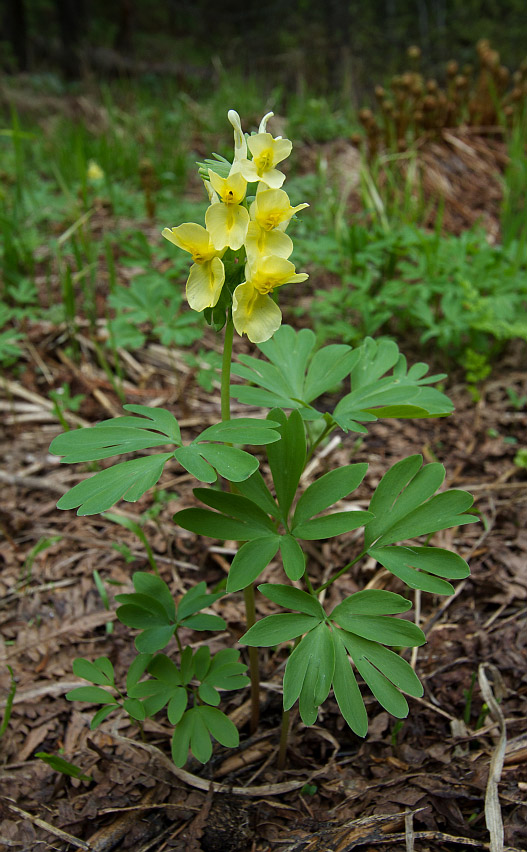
[220,311,260,732]
[221,313,234,423]
[315,548,368,595]
[244,583,260,733]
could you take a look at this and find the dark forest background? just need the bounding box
[3,0,527,103]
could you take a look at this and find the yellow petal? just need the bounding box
[232,282,282,343]
[208,169,247,204]
[255,168,286,189]
[186,258,225,312]
[162,223,213,260]
[245,221,293,263]
[247,133,292,167]
[205,202,249,250]
[228,109,247,165]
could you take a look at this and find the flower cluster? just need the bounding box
[162,111,308,343]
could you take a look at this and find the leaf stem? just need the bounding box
[314,548,368,594]
[221,313,234,423]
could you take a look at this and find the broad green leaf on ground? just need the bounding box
[72,657,115,686]
[56,453,174,515]
[266,408,306,521]
[233,470,279,518]
[330,590,412,619]
[226,536,280,592]
[196,418,280,445]
[283,623,334,725]
[231,325,357,417]
[49,404,182,463]
[231,327,452,431]
[337,629,424,718]
[258,583,326,618]
[279,533,306,580]
[370,545,470,594]
[292,510,374,540]
[171,706,239,767]
[364,455,477,549]
[240,613,322,647]
[292,464,368,526]
[174,486,277,542]
[331,629,368,736]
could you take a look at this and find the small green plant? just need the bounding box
[51,111,476,773]
[0,666,17,739]
[513,448,527,469]
[49,383,85,431]
[36,752,92,782]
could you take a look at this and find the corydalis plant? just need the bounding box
[50,109,476,772]
[162,110,308,343]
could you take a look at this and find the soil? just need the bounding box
[1,129,527,851]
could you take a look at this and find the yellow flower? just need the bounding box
[250,187,308,231]
[236,132,293,188]
[162,223,225,312]
[227,109,247,168]
[244,221,293,264]
[87,160,104,182]
[205,170,250,250]
[232,256,308,343]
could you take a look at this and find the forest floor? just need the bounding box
[0,127,527,851]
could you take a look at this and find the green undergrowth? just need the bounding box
[1,73,526,387]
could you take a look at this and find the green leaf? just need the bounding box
[123,697,146,721]
[147,654,182,685]
[258,583,325,618]
[279,534,306,580]
[331,631,368,736]
[293,464,368,526]
[72,657,114,686]
[177,581,224,621]
[233,470,279,518]
[339,630,423,717]
[330,590,412,619]
[134,625,176,653]
[174,506,272,542]
[196,418,280,445]
[115,602,168,629]
[331,612,425,647]
[198,705,239,748]
[190,709,213,764]
[283,623,334,724]
[167,688,188,724]
[173,445,216,482]
[66,686,118,704]
[266,409,306,520]
[50,425,174,464]
[371,546,469,594]
[90,704,118,729]
[171,711,193,767]
[241,613,321,647]
[193,488,276,532]
[364,455,477,548]
[304,345,359,401]
[36,753,92,781]
[226,536,280,592]
[198,683,220,705]
[292,510,374,540]
[57,453,174,515]
[197,444,259,482]
[194,646,211,680]
[182,613,226,631]
[126,654,154,692]
[132,573,176,620]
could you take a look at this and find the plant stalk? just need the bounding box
[220,310,260,732]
